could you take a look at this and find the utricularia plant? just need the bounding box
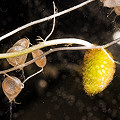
[0,0,120,120]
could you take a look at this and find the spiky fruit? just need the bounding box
[83,49,115,96]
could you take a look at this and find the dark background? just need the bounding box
[0,0,120,120]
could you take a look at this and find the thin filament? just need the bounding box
[1,38,120,74]
[103,37,120,48]
[0,0,95,41]
[0,38,94,59]
[21,69,26,81]
[44,1,56,41]
[0,46,100,74]
[102,47,114,63]
[36,1,56,42]
[4,73,17,82]
[23,68,43,84]
[10,102,12,120]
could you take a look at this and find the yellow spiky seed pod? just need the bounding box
[82,49,116,96]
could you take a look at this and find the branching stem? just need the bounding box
[23,68,43,84]
[1,36,120,74]
[0,0,95,42]
[0,45,114,74]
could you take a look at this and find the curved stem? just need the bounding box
[0,38,94,59]
[0,36,120,74]
[23,68,43,84]
[0,39,118,74]
[1,36,120,59]
[44,1,56,41]
[0,45,104,74]
[0,0,95,42]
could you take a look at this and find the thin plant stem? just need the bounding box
[23,68,43,84]
[4,73,18,82]
[36,1,56,42]
[0,0,95,42]
[0,45,112,75]
[103,37,120,48]
[0,38,94,59]
[1,37,120,74]
[102,47,114,63]
[44,1,56,41]
[0,36,120,59]
[10,102,12,120]
[0,46,98,74]
[21,69,26,80]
